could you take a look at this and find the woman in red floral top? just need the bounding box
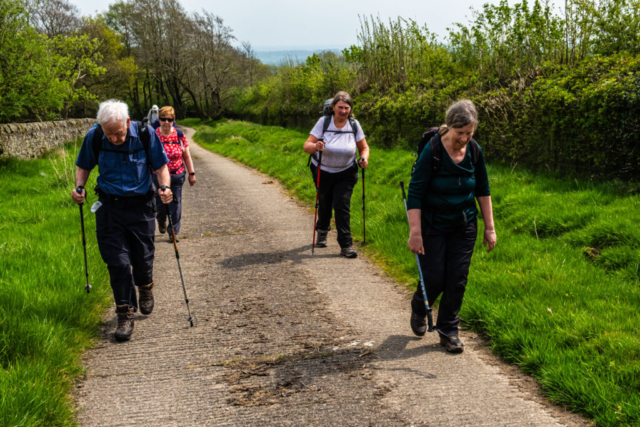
[152,106,196,242]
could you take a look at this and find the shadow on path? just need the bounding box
[219,244,342,269]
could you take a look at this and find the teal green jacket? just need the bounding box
[407,135,490,232]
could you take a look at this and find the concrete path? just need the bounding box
[75,127,587,426]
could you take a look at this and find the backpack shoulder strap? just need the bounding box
[321,115,332,138]
[137,121,150,153]
[136,121,155,173]
[91,124,104,164]
[430,134,443,177]
[177,129,184,139]
[469,139,480,165]
[348,118,358,136]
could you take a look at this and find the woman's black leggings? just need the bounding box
[310,163,358,248]
[411,218,478,337]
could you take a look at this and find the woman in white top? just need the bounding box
[303,91,370,258]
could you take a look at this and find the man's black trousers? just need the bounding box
[310,163,358,248]
[411,218,477,337]
[95,192,156,310]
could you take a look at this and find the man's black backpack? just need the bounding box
[91,121,152,165]
[308,98,359,167]
[411,127,480,177]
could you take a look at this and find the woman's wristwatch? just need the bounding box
[189,172,196,176]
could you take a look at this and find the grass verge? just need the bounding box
[182,118,640,426]
[0,141,110,426]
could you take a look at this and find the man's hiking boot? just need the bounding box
[410,311,427,336]
[114,305,134,342]
[159,221,167,234]
[340,247,358,258]
[138,281,155,315]
[169,234,179,243]
[316,229,329,248]
[440,334,464,353]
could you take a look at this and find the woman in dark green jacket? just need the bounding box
[406,99,496,353]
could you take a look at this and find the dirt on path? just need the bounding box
[75,126,588,426]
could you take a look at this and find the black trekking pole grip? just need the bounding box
[76,185,84,205]
[400,181,407,200]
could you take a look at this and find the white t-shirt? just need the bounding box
[310,116,365,173]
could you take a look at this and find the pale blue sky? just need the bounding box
[70,0,553,50]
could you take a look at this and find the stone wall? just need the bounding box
[0,118,96,159]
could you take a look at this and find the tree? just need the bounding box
[0,0,64,122]
[52,34,106,118]
[23,0,81,38]
[72,16,136,117]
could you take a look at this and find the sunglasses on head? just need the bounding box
[159,117,174,122]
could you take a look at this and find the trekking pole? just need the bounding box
[359,157,366,246]
[166,201,194,327]
[311,143,323,255]
[400,182,434,332]
[76,186,92,294]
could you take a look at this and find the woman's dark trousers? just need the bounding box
[153,171,186,234]
[411,219,478,337]
[95,193,157,310]
[310,163,358,248]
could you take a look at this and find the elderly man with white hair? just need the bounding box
[72,99,172,342]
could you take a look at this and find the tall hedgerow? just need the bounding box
[228,0,640,180]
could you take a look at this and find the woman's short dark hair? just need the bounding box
[328,91,354,118]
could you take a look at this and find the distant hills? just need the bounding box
[255,49,343,65]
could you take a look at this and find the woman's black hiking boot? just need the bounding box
[410,311,427,336]
[340,247,358,258]
[316,229,329,248]
[440,333,464,353]
[138,281,155,315]
[114,305,134,342]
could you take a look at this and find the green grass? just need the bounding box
[182,118,640,426]
[0,141,111,426]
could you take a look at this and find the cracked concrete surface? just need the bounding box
[75,126,588,426]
